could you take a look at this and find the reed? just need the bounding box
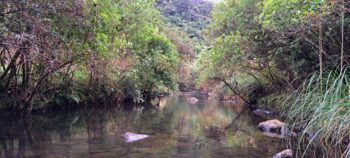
[283,68,350,158]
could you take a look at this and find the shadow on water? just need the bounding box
[0,94,291,158]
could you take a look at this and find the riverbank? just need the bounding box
[249,71,350,157]
[196,73,349,157]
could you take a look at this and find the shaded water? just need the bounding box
[0,94,289,158]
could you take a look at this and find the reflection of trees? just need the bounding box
[196,100,286,153]
[85,110,107,141]
[85,108,117,157]
[0,110,88,157]
[0,116,50,157]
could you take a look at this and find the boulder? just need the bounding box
[273,149,293,158]
[187,97,199,104]
[121,132,149,143]
[258,119,286,133]
[258,119,298,138]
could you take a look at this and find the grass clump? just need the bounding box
[284,69,350,158]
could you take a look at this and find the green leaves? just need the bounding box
[259,0,325,30]
[52,0,179,103]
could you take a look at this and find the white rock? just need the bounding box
[121,132,149,143]
[187,97,199,104]
[273,149,293,158]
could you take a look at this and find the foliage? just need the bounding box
[156,0,213,41]
[259,0,324,29]
[197,0,350,94]
[156,0,213,92]
[122,33,179,102]
[196,0,350,156]
[0,0,179,111]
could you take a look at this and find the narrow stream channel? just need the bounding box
[0,94,290,158]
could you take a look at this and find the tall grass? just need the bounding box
[283,69,350,158]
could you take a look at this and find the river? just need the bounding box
[0,94,290,158]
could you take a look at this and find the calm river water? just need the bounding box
[0,94,290,158]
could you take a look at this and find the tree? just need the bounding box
[0,0,180,112]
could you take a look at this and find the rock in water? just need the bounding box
[121,132,149,143]
[187,97,199,104]
[259,119,296,138]
[273,149,293,158]
[261,131,285,139]
[253,109,273,118]
[258,119,286,132]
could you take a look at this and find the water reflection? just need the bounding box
[0,94,288,158]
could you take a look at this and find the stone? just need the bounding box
[258,119,286,132]
[273,149,293,158]
[253,109,273,117]
[187,97,199,104]
[260,123,297,138]
[261,131,285,139]
[121,132,149,143]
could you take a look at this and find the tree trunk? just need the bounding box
[214,77,251,105]
[319,23,323,92]
[341,0,345,69]
[0,50,21,82]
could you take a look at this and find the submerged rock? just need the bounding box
[187,97,199,104]
[121,132,149,143]
[273,149,293,158]
[258,119,286,133]
[253,109,274,118]
[203,126,225,139]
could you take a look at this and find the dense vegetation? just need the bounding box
[0,0,179,112]
[156,0,212,91]
[195,0,350,156]
[156,0,212,41]
[197,0,349,93]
